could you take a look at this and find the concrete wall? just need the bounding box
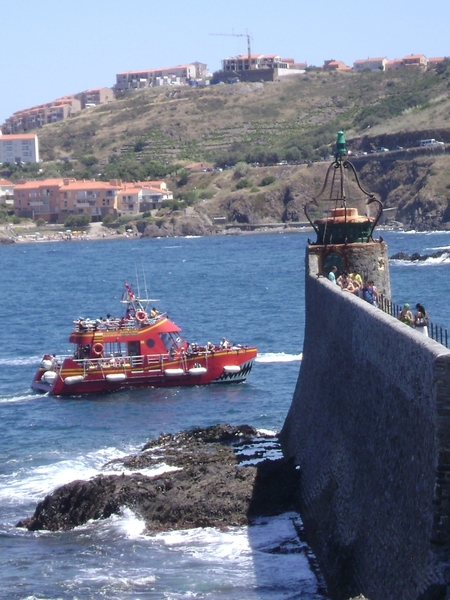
[279,263,450,600]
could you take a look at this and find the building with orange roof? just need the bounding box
[0,133,39,163]
[13,178,173,221]
[322,59,352,71]
[2,97,81,133]
[402,54,428,68]
[428,57,446,67]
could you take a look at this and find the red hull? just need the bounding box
[32,348,256,396]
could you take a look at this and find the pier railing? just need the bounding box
[378,296,449,348]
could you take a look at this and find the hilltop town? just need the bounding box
[1,49,450,238]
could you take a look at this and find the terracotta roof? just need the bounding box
[0,133,37,140]
[0,179,13,185]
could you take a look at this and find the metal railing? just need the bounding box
[378,296,449,348]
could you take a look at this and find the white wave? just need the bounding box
[400,230,450,235]
[109,507,148,538]
[256,428,276,436]
[1,445,182,507]
[256,352,302,363]
[390,254,450,265]
[0,392,41,405]
[425,245,450,252]
[0,355,42,367]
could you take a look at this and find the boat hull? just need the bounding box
[31,348,257,396]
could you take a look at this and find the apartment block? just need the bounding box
[222,54,299,72]
[75,87,114,108]
[0,133,39,163]
[353,57,387,72]
[114,63,208,91]
[2,97,81,133]
[13,178,173,222]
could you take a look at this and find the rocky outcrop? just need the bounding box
[390,249,450,261]
[140,211,217,238]
[17,424,300,533]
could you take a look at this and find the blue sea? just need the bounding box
[1,229,449,599]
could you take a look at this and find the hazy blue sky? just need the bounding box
[1,0,449,124]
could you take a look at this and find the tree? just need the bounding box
[64,213,92,228]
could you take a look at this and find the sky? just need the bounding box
[1,0,450,124]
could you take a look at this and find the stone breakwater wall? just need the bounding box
[279,269,450,600]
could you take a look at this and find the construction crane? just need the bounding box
[210,32,253,70]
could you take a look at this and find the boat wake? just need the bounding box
[0,392,39,405]
[0,355,43,367]
[256,352,302,363]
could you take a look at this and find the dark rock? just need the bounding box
[17,424,300,533]
[390,249,450,261]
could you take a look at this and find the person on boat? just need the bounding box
[398,303,414,326]
[220,337,230,349]
[206,341,215,352]
[327,265,338,284]
[414,303,429,337]
[150,306,160,318]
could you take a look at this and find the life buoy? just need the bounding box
[136,310,147,322]
[93,342,104,356]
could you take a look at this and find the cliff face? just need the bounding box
[279,258,450,599]
[162,154,450,235]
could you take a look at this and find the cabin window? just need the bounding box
[128,341,140,356]
[146,338,155,348]
[159,332,183,353]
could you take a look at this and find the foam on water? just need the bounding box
[256,352,302,363]
[0,443,179,506]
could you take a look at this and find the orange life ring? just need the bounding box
[136,310,147,322]
[93,342,104,356]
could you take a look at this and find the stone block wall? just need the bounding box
[279,266,450,599]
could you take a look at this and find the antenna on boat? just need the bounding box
[134,265,141,299]
[142,266,149,300]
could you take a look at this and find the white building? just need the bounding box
[0,133,39,164]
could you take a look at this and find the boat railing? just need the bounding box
[72,313,166,333]
[378,295,449,348]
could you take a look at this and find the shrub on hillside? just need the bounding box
[234,161,251,178]
[235,179,251,190]
[260,176,276,186]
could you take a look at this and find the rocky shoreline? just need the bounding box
[17,424,300,533]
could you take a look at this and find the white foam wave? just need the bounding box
[109,507,148,538]
[1,445,182,506]
[256,352,302,363]
[0,392,41,405]
[0,356,41,367]
[391,254,450,265]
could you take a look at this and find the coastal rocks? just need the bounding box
[390,249,450,261]
[140,212,216,238]
[17,424,300,533]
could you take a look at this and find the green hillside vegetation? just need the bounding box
[4,60,450,233]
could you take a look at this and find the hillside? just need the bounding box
[4,62,450,232]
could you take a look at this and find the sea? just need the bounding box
[1,229,450,600]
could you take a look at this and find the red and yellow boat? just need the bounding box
[32,283,257,396]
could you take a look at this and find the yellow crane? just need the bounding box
[210,32,253,70]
